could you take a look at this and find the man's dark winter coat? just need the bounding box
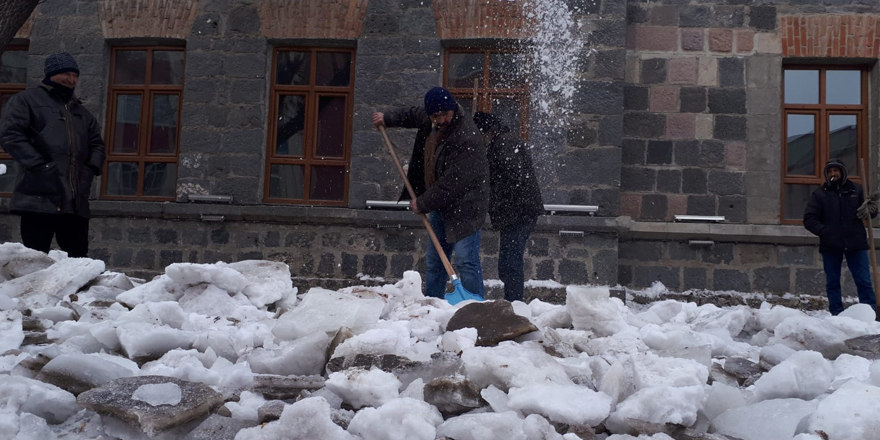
[485,124,543,230]
[384,106,488,242]
[804,166,872,254]
[0,83,105,218]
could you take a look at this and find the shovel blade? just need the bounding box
[444,278,484,305]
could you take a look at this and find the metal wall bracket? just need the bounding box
[688,240,714,247]
[188,194,234,204]
[200,214,225,222]
[545,204,599,216]
[376,224,404,229]
[559,230,585,237]
[675,215,725,222]
[366,200,409,210]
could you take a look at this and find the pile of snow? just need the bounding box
[0,244,879,440]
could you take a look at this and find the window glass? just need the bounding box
[448,53,483,89]
[0,161,18,192]
[269,164,304,199]
[106,162,139,196]
[0,51,28,84]
[310,165,345,201]
[316,96,346,158]
[489,53,527,88]
[276,51,310,86]
[113,95,142,154]
[151,51,185,85]
[114,51,148,85]
[828,114,858,174]
[784,184,819,221]
[143,163,176,197]
[784,70,818,104]
[276,95,306,156]
[786,114,815,176]
[316,52,351,87]
[826,70,860,105]
[150,94,179,154]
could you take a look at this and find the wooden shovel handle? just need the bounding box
[378,125,457,278]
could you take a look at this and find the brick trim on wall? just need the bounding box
[257,0,369,40]
[780,15,880,58]
[433,0,537,39]
[99,0,199,39]
[13,4,39,39]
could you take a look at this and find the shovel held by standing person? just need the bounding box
[378,125,484,305]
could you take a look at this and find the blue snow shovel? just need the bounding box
[378,125,484,305]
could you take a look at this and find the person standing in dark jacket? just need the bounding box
[372,87,489,299]
[0,53,106,258]
[473,112,543,302]
[803,158,878,316]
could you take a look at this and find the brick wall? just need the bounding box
[99,0,199,39]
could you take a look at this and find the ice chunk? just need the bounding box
[165,262,249,294]
[639,324,713,366]
[839,303,876,322]
[178,284,241,317]
[347,397,443,440]
[632,352,708,390]
[441,327,478,352]
[751,350,834,402]
[703,381,747,421]
[567,286,630,337]
[234,397,356,440]
[0,375,79,424]
[132,382,182,406]
[436,411,527,440]
[273,288,386,340]
[607,385,705,431]
[227,260,295,308]
[116,322,194,360]
[461,342,572,390]
[331,320,412,358]
[0,258,104,309]
[507,383,611,426]
[39,353,136,394]
[324,368,401,409]
[807,380,880,439]
[0,310,24,353]
[713,398,817,440]
[116,275,179,307]
[831,353,871,389]
[0,242,55,281]
[224,391,266,421]
[248,331,329,376]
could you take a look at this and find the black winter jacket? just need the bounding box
[0,84,105,218]
[384,106,489,242]
[486,126,543,230]
[803,179,873,253]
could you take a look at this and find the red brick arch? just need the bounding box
[257,0,369,40]
[780,15,880,58]
[433,0,537,39]
[99,0,199,39]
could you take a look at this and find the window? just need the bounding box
[266,47,354,205]
[444,49,529,140]
[103,47,185,200]
[781,67,868,223]
[0,47,29,195]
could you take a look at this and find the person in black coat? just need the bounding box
[371,87,489,299]
[0,53,106,258]
[474,112,543,302]
[803,158,878,316]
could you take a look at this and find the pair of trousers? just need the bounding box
[498,217,537,302]
[424,211,484,299]
[20,212,90,258]
[822,250,877,315]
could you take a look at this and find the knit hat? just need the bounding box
[424,87,457,115]
[44,53,80,78]
[824,158,848,185]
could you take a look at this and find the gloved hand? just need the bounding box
[857,192,880,220]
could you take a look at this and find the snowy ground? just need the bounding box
[1,241,879,440]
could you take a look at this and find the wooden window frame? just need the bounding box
[780,66,869,225]
[0,45,29,197]
[443,48,530,141]
[102,46,185,201]
[264,46,355,206]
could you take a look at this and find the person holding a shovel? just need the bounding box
[371,87,489,300]
[804,158,878,316]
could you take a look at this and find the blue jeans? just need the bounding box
[822,250,877,315]
[425,212,484,299]
[498,218,536,302]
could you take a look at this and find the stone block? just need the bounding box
[650,86,679,112]
[642,194,668,220]
[647,140,674,165]
[222,129,265,154]
[181,129,223,154]
[341,253,358,278]
[666,114,695,140]
[746,172,778,196]
[718,195,747,223]
[649,5,678,26]
[621,167,656,192]
[155,229,178,245]
[228,5,261,35]
[713,268,750,292]
[747,114,782,145]
[709,29,733,52]
[592,188,620,217]
[754,267,790,293]
[747,87,781,116]
[322,232,342,248]
[625,54,641,83]
[598,115,623,147]
[754,33,782,54]
[111,248,134,268]
[700,140,725,168]
[778,246,816,266]
[714,115,747,141]
[736,30,754,53]
[103,227,123,241]
[619,192,641,218]
[264,231,280,247]
[128,227,151,244]
[238,251,263,261]
[566,125,598,148]
[557,258,588,284]
[591,18,627,47]
[681,28,704,51]
[708,171,745,196]
[682,168,708,194]
[190,13,221,37]
[385,234,418,252]
[674,140,701,166]
[595,49,626,80]
[183,230,208,247]
[625,86,650,111]
[211,228,229,245]
[687,195,715,215]
[317,253,336,277]
[795,268,825,296]
[725,142,747,170]
[695,114,713,140]
[230,79,265,104]
[680,87,706,113]
[159,250,184,268]
[641,58,667,84]
[697,57,718,86]
[528,237,549,257]
[704,243,734,265]
[669,241,699,261]
[390,254,414,278]
[749,6,777,31]
[623,113,667,138]
[558,148,620,186]
[711,6,745,28]
[634,265,681,290]
[620,241,664,262]
[679,5,710,28]
[626,4,648,24]
[738,244,774,265]
[233,231,260,248]
[362,13,399,35]
[718,58,745,87]
[668,57,697,84]
[683,267,707,290]
[400,8,436,35]
[657,169,682,193]
[134,249,156,269]
[536,260,555,280]
[572,80,624,115]
[634,26,678,51]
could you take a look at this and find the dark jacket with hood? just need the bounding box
[477,116,544,230]
[804,159,875,253]
[384,106,488,242]
[0,82,105,218]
